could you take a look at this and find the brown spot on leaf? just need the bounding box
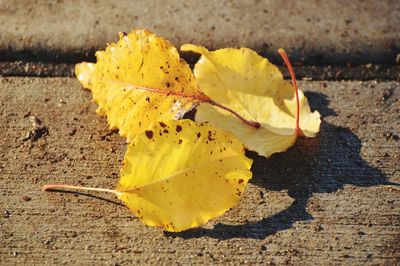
[178,139,182,144]
[197,132,201,138]
[207,130,215,141]
[238,179,244,184]
[176,125,182,132]
[159,122,167,128]
[145,130,153,139]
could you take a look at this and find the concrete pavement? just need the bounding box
[0,0,398,64]
[0,1,399,264]
[0,77,399,264]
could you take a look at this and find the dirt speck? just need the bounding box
[68,128,77,136]
[383,131,399,141]
[21,115,48,142]
[22,196,31,202]
[100,129,118,140]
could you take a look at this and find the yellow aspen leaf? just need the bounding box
[75,29,208,141]
[181,44,321,157]
[76,30,262,141]
[117,119,252,232]
[44,120,253,232]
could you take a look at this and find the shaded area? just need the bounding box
[1,61,399,81]
[0,47,98,64]
[166,91,398,240]
[44,189,124,207]
[1,45,399,66]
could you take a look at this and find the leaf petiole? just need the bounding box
[208,100,260,128]
[278,49,304,136]
[42,184,121,197]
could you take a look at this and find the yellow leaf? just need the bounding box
[75,29,207,141]
[181,44,321,157]
[116,119,252,232]
[196,103,297,157]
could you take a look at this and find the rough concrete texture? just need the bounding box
[0,0,399,64]
[0,77,399,264]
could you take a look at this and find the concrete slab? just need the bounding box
[0,77,399,264]
[0,0,399,64]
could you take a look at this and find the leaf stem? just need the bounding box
[109,80,260,129]
[278,49,303,136]
[209,100,260,128]
[42,184,120,197]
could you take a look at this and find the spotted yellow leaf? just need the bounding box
[181,44,321,157]
[43,119,252,232]
[75,29,207,141]
[116,119,252,232]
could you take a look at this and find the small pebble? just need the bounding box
[22,196,31,202]
[68,128,77,136]
[3,210,11,218]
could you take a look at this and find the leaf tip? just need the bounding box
[75,62,96,89]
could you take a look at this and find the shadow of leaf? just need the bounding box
[165,91,397,240]
[45,189,124,207]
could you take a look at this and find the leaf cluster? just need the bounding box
[46,29,320,232]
